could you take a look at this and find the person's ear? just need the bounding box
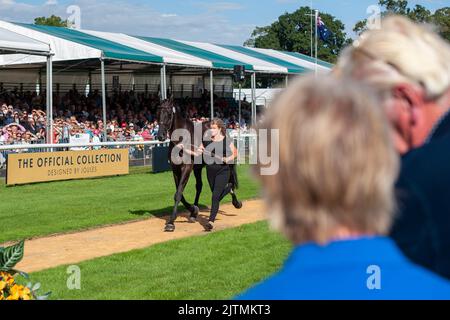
[439,88,450,109]
[393,83,427,127]
[392,83,425,110]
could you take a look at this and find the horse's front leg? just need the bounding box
[165,164,193,232]
[193,164,204,208]
[178,164,199,222]
[181,195,199,223]
[180,165,199,222]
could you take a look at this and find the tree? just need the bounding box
[244,7,352,63]
[34,15,68,27]
[353,1,449,42]
[379,0,409,15]
[433,7,450,41]
[407,5,432,23]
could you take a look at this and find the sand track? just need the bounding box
[9,199,266,273]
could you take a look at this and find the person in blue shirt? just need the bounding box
[237,74,450,300]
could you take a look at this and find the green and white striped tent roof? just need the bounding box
[0,20,332,74]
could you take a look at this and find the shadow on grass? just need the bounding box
[129,202,238,218]
[129,206,176,217]
[129,203,208,217]
[129,201,238,231]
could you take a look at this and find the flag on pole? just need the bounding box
[317,15,334,44]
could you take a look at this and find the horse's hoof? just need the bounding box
[233,199,243,209]
[164,224,175,232]
[188,217,197,223]
[188,206,199,223]
[204,222,214,232]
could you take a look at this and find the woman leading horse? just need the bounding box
[156,100,242,232]
[180,118,238,231]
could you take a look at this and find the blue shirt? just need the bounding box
[236,237,450,300]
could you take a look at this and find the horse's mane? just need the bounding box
[160,99,188,120]
[160,99,177,112]
[160,99,213,131]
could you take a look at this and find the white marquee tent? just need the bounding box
[0,20,333,141]
[0,25,55,143]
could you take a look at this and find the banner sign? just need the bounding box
[6,149,129,186]
[69,134,91,150]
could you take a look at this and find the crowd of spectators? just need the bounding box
[0,88,252,147]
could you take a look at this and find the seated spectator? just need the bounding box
[237,75,450,300]
[140,128,153,141]
[24,116,38,135]
[23,131,37,144]
[128,123,136,136]
[91,131,101,150]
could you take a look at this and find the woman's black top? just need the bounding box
[204,136,233,165]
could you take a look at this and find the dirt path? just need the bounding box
[13,199,266,273]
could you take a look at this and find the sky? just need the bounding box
[0,0,446,44]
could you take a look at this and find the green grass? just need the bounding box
[0,165,260,244]
[26,221,291,300]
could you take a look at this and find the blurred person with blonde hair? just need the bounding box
[337,15,450,154]
[237,75,450,300]
[336,15,450,279]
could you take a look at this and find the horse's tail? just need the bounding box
[230,164,239,190]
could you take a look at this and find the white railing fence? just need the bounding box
[0,134,258,171]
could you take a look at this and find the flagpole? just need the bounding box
[310,0,313,57]
[315,9,318,77]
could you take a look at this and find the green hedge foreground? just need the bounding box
[0,166,260,244]
[28,221,291,300]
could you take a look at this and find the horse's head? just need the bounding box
[156,99,177,142]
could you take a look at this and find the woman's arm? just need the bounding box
[178,143,204,157]
[223,142,237,164]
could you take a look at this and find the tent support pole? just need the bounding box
[238,82,242,132]
[285,75,289,88]
[163,64,167,99]
[160,65,163,100]
[210,69,214,120]
[251,72,256,127]
[46,55,53,144]
[160,64,167,100]
[38,70,42,95]
[238,82,242,165]
[101,59,108,142]
[88,71,92,95]
[315,9,319,77]
[46,56,49,144]
[49,55,53,145]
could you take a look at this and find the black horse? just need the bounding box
[156,100,242,232]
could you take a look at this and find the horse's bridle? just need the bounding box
[161,105,175,136]
[166,106,176,134]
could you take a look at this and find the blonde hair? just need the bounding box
[257,75,399,244]
[337,15,450,100]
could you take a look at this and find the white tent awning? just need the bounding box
[0,26,50,55]
[0,20,102,66]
